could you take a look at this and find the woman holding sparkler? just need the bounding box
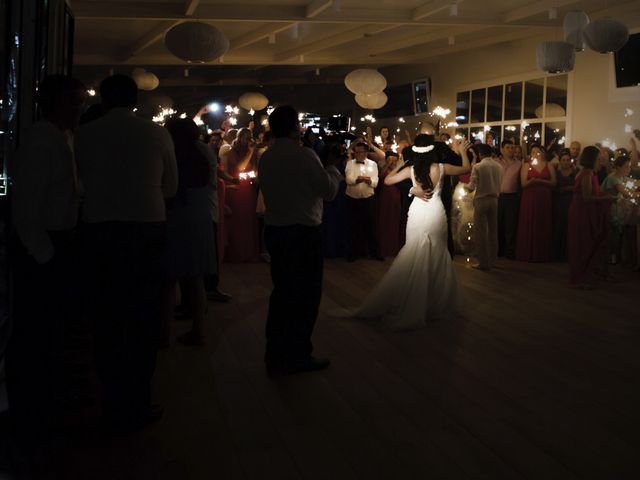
[516,144,556,262]
[224,127,260,262]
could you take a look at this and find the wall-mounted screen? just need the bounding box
[413,79,430,115]
[614,32,640,88]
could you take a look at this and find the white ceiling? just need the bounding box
[69,0,640,87]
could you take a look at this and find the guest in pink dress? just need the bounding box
[224,127,260,263]
[516,144,556,262]
[568,146,615,288]
[376,151,402,257]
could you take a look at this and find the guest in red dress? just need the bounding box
[568,146,615,288]
[376,151,402,257]
[224,127,260,263]
[516,144,556,262]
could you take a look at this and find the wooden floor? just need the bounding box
[58,257,640,480]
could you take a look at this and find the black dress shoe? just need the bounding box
[346,256,356,263]
[372,255,385,261]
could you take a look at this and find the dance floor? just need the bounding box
[58,257,640,479]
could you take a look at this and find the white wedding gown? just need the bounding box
[353,164,463,330]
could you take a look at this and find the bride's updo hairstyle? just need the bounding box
[412,134,438,191]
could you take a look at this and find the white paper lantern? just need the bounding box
[535,103,566,129]
[355,92,388,110]
[345,69,387,95]
[583,17,629,53]
[536,41,575,73]
[132,67,146,78]
[132,68,160,91]
[238,92,269,111]
[563,11,590,51]
[164,22,229,63]
[135,72,159,91]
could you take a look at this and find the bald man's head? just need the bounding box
[570,141,581,159]
[419,122,436,135]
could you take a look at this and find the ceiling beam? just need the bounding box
[71,1,561,27]
[412,0,463,21]
[394,27,548,62]
[184,0,201,16]
[501,0,579,23]
[257,64,326,84]
[363,25,487,56]
[74,52,409,66]
[229,22,295,50]
[274,24,398,62]
[118,20,180,62]
[306,0,333,18]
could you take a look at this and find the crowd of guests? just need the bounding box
[217,118,639,291]
[5,74,236,473]
[4,71,639,475]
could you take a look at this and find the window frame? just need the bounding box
[454,70,573,148]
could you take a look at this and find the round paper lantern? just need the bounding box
[238,92,269,111]
[164,22,229,63]
[132,68,146,88]
[344,69,387,95]
[135,72,159,91]
[536,41,575,73]
[132,67,146,78]
[535,103,566,129]
[563,11,590,51]
[583,17,629,53]
[355,92,388,110]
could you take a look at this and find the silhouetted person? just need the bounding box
[75,75,177,430]
[8,74,86,467]
[258,106,342,375]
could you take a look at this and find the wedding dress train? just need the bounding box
[353,163,463,330]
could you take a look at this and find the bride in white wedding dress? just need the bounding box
[352,135,471,330]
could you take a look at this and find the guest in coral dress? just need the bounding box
[224,127,260,263]
[376,151,402,257]
[516,144,556,262]
[568,146,615,288]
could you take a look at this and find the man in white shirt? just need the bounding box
[258,106,342,375]
[8,74,86,456]
[466,144,504,270]
[75,75,177,430]
[345,141,382,261]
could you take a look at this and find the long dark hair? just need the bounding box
[579,145,600,170]
[165,118,209,202]
[412,134,438,190]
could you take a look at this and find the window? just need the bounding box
[456,91,469,123]
[486,85,503,122]
[470,89,485,123]
[455,74,569,151]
